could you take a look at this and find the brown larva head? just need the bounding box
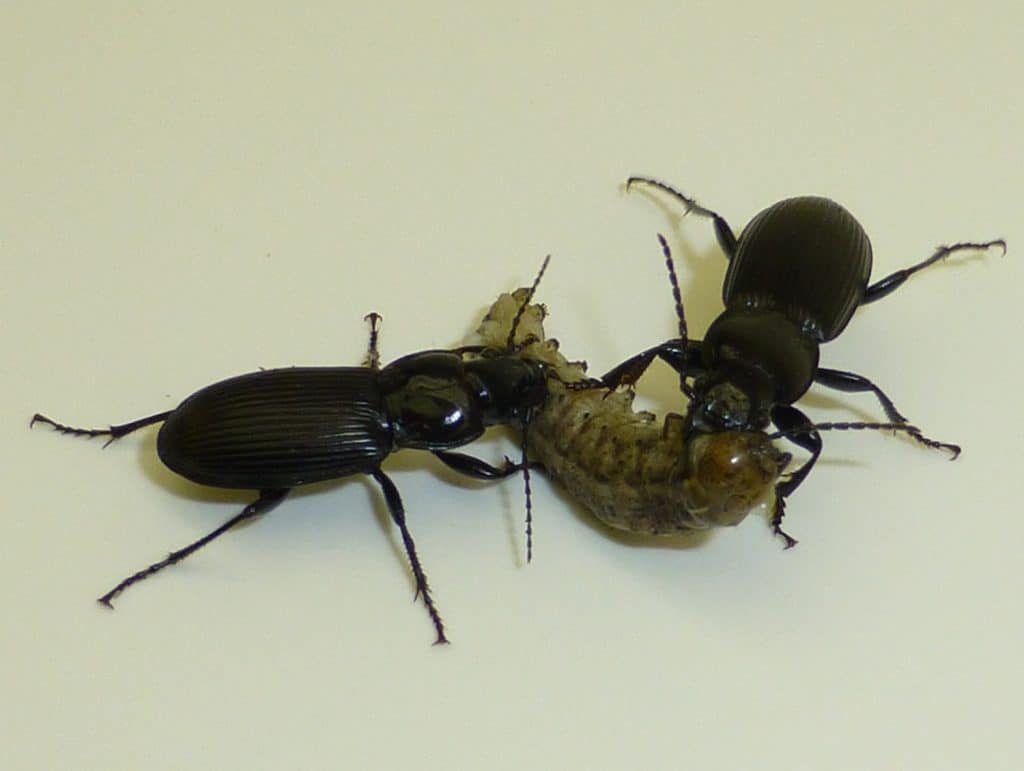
[683,431,790,528]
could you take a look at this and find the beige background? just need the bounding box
[4,3,1022,769]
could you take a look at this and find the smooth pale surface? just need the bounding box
[4,3,1022,770]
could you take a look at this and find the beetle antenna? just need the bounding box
[656,235,696,400]
[520,416,534,563]
[770,420,919,438]
[769,420,960,459]
[506,254,551,351]
[657,234,688,345]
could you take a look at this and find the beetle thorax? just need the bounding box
[700,308,820,418]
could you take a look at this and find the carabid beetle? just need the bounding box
[31,260,555,644]
[605,178,1006,543]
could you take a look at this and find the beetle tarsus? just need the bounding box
[31,410,172,447]
[903,429,961,458]
[771,502,798,548]
[362,312,383,370]
[862,240,1008,304]
[31,413,109,439]
[98,489,289,606]
[371,469,449,645]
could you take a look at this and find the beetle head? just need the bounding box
[465,356,549,425]
[690,369,774,433]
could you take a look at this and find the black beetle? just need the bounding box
[605,177,1006,543]
[32,261,555,644]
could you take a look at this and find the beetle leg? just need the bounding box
[600,347,661,389]
[432,451,523,479]
[813,368,960,457]
[769,405,825,548]
[625,176,739,257]
[97,488,290,607]
[370,470,448,645]
[861,240,1006,304]
[813,367,908,423]
[31,411,173,448]
[600,340,704,393]
[597,229,702,391]
[590,233,700,393]
[433,449,537,562]
[362,312,383,370]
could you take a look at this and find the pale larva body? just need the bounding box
[472,290,789,536]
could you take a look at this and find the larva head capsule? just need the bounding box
[682,431,791,528]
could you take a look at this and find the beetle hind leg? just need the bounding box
[97,488,290,607]
[31,410,172,447]
[370,469,448,645]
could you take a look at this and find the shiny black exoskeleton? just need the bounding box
[607,177,1006,543]
[31,271,553,645]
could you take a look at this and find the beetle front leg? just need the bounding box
[768,405,824,548]
[370,469,448,645]
[600,347,663,390]
[98,488,290,607]
[600,340,704,391]
[433,451,524,480]
[625,176,739,257]
[598,233,702,394]
[434,442,540,563]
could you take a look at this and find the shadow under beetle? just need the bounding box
[605,177,1006,544]
[31,260,556,645]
